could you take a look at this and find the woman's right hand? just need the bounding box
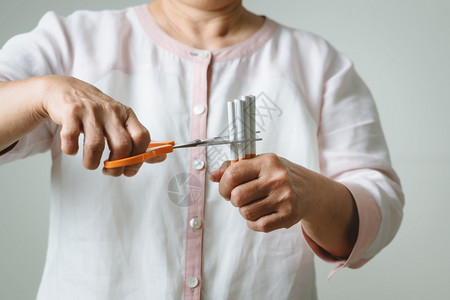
[0,75,159,177]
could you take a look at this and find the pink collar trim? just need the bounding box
[133,4,279,61]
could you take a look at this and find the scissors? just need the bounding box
[103,135,261,169]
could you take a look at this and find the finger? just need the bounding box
[247,212,285,233]
[124,109,151,155]
[218,159,261,199]
[238,197,276,221]
[122,110,151,176]
[103,117,133,177]
[229,176,270,207]
[60,116,81,155]
[208,161,231,182]
[124,153,167,177]
[145,154,167,164]
[121,163,142,177]
[81,119,105,170]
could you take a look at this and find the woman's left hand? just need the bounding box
[209,153,358,257]
[209,153,321,232]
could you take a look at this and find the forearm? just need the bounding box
[301,174,359,259]
[0,77,48,151]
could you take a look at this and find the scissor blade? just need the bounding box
[173,137,262,148]
[172,139,203,149]
[173,137,225,148]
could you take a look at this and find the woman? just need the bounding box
[0,0,404,299]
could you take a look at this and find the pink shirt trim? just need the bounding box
[133,4,278,61]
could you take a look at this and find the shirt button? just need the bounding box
[189,217,202,231]
[193,104,205,115]
[186,276,199,288]
[193,159,205,171]
[197,51,209,59]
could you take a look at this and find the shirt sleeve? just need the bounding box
[0,11,71,163]
[302,41,404,278]
[0,11,72,81]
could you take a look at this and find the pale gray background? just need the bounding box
[0,0,449,299]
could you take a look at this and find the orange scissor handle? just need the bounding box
[103,141,175,169]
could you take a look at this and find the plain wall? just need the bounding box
[0,0,449,299]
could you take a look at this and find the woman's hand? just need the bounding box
[209,153,358,258]
[0,75,162,176]
[39,75,165,176]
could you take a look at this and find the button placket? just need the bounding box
[184,52,211,300]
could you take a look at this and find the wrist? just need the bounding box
[33,75,54,119]
[0,77,52,150]
[301,173,358,258]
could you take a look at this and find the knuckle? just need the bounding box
[258,219,271,233]
[126,109,136,119]
[134,127,151,146]
[112,101,125,113]
[275,189,293,210]
[86,101,104,116]
[124,105,135,115]
[283,202,294,216]
[264,153,279,165]
[136,126,150,139]
[72,88,87,100]
[230,188,243,207]
[84,139,104,153]
[102,100,123,116]
[100,101,113,113]
[60,128,79,141]
[271,169,289,186]
[224,164,240,184]
[114,141,133,156]
[110,103,131,117]
[281,186,294,202]
[218,182,230,199]
[225,164,238,179]
[277,169,290,181]
[63,100,83,116]
[239,207,250,219]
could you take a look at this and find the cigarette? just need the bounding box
[227,95,257,163]
[233,99,246,161]
[227,100,238,163]
[249,95,256,158]
[242,96,252,159]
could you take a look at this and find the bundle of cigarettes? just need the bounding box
[227,95,257,163]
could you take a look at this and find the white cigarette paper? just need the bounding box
[242,96,252,158]
[227,95,257,163]
[233,99,246,160]
[249,95,256,158]
[227,100,238,162]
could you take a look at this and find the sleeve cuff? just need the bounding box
[0,141,19,156]
[302,182,381,279]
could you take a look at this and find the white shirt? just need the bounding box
[0,5,404,300]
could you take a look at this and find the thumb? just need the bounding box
[208,160,231,182]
